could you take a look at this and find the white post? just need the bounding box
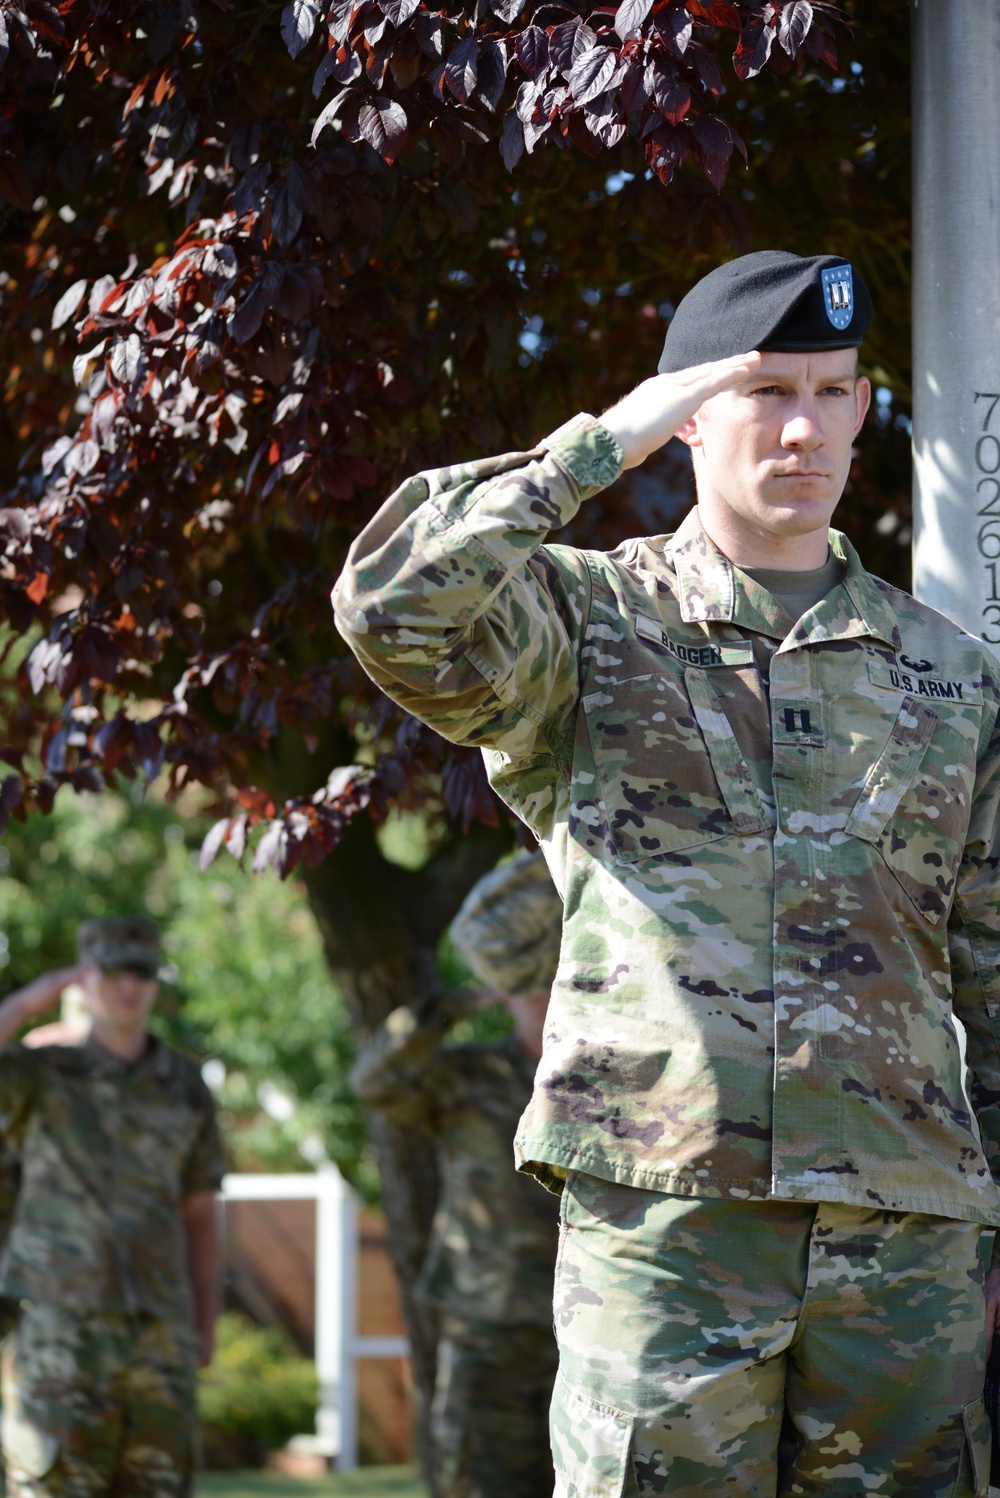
[219,1169,409,1472]
[314,1164,355,1467]
[911,0,1000,652]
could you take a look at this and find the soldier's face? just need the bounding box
[683,349,871,560]
[84,965,159,1034]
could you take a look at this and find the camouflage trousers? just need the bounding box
[1,1303,198,1498]
[551,1174,992,1498]
[432,1315,558,1498]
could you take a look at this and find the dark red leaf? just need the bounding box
[567,44,617,106]
[734,17,775,79]
[476,39,507,111]
[801,17,837,68]
[413,11,444,57]
[583,92,626,147]
[51,279,88,331]
[123,69,152,118]
[25,571,48,605]
[645,120,688,183]
[499,108,524,169]
[684,0,740,25]
[109,334,142,386]
[490,0,526,23]
[444,36,478,104]
[200,816,230,870]
[646,60,690,123]
[379,0,421,22]
[690,112,742,188]
[311,86,361,145]
[778,0,813,55]
[271,179,303,245]
[355,96,408,163]
[236,784,278,816]
[227,813,250,861]
[614,0,651,42]
[689,39,723,93]
[620,57,651,112]
[515,27,548,79]
[231,280,268,344]
[550,18,596,71]
[655,3,693,54]
[252,819,290,874]
[281,0,319,59]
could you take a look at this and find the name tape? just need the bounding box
[868,658,982,705]
[634,613,754,668]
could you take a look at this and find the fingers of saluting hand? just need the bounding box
[15,961,93,1016]
[601,351,763,471]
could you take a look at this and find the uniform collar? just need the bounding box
[79,1029,167,1078]
[667,508,900,649]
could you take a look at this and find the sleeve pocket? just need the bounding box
[551,1370,636,1498]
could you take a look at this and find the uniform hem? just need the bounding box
[516,1141,1000,1225]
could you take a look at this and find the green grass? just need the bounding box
[197,1468,426,1498]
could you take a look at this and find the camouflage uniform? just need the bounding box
[333,413,1000,1493]
[353,995,559,1498]
[0,1033,224,1497]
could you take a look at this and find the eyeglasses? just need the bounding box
[98,962,159,981]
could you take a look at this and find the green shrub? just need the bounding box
[199,1313,319,1469]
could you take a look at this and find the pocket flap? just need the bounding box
[844,697,938,843]
[962,1394,991,1497]
[551,1372,634,1498]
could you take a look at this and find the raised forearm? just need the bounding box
[0,964,90,1052]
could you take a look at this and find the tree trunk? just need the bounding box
[300,811,511,1492]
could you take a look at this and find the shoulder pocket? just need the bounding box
[551,1372,637,1498]
[582,671,768,864]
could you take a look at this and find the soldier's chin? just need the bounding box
[763,491,838,528]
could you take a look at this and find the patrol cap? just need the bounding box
[657,251,872,374]
[450,851,563,996]
[76,916,161,976]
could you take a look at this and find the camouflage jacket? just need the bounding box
[333,414,1000,1226]
[0,1033,224,1318]
[352,1002,557,1324]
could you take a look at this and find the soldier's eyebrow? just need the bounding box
[742,366,857,388]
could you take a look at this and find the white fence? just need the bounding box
[220,1168,409,1469]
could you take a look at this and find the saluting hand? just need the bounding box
[1,962,93,1022]
[600,350,763,472]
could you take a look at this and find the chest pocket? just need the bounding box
[845,696,974,924]
[582,669,769,863]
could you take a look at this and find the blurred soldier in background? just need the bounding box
[0,915,225,1498]
[353,851,561,1498]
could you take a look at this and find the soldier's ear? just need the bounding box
[854,376,872,436]
[675,413,703,450]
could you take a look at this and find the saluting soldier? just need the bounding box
[0,916,224,1497]
[353,851,561,1498]
[334,250,1000,1497]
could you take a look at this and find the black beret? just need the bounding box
[657,251,872,374]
